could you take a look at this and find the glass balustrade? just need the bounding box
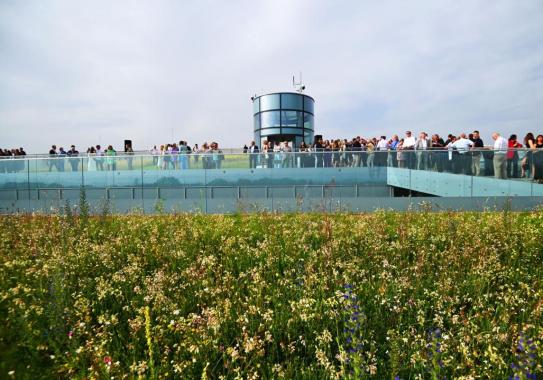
[1,149,543,186]
[0,149,542,213]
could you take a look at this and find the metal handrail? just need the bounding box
[1,147,542,162]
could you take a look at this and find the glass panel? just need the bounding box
[0,158,27,189]
[260,128,281,136]
[260,111,281,129]
[281,111,303,128]
[304,96,314,114]
[281,93,303,110]
[253,114,260,131]
[252,98,260,114]
[282,128,304,135]
[304,113,314,130]
[260,94,280,111]
[304,130,314,145]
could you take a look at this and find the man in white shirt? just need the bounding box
[375,136,388,167]
[415,132,431,170]
[448,133,473,174]
[492,132,508,179]
[403,131,417,169]
[281,141,292,168]
[95,145,104,171]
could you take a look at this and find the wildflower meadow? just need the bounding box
[0,211,541,379]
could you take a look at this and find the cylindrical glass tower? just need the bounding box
[252,92,314,148]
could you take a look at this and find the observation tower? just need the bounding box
[251,77,314,147]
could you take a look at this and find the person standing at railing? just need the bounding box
[396,139,407,168]
[448,134,473,175]
[521,133,536,179]
[67,145,79,172]
[314,138,324,168]
[340,140,349,167]
[163,144,170,169]
[201,143,209,169]
[375,136,388,168]
[402,131,416,169]
[492,133,508,179]
[170,143,179,170]
[179,141,188,170]
[470,131,484,176]
[506,135,522,178]
[415,132,430,170]
[2,149,12,173]
[105,145,117,171]
[348,137,359,167]
[58,147,66,172]
[263,141,273,169]
[248,141,259,169]
[322,140,332,168]
[387,135,399,167]
[162,144,171,169]
[150,145,159,167]
[47,145,58,171]
[430,134,445,172]
[95,145,104,171]
[186,142,192,169]
[366,138,376,168]
[192,144,200,168]
[125,145,134,170]
[331,140,341,167]
[282,141,292,168]
[533,134,543,182]
[297,142,310,168]
[48,145,58,172]
[211,142,224,169]
[157,145,164,169]
[87,147,97,171]
[443,134,455,173]
[273,142,282,168]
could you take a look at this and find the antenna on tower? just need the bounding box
[292,72,305,93]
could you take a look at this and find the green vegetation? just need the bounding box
[0,212,541,378]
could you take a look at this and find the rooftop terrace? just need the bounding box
[1,150,542,213]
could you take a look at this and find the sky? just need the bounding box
[1,0,543,153]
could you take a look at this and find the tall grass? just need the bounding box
[0,212,541,378]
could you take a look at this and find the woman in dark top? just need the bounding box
[298,142,311,168]
[533,134,543,182]
[522,133,536,179]
[430,134,445,172]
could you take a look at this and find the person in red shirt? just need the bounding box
[507,134,523,178]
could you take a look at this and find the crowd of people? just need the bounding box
[149,141,225,170]
[0,147,27,173]
[35,141,225,172]
[1,131,543,182]
[43,144,129,172]
[242,131,543,181]
[0,147,26,157]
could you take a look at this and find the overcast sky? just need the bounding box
[1,0,542,153]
